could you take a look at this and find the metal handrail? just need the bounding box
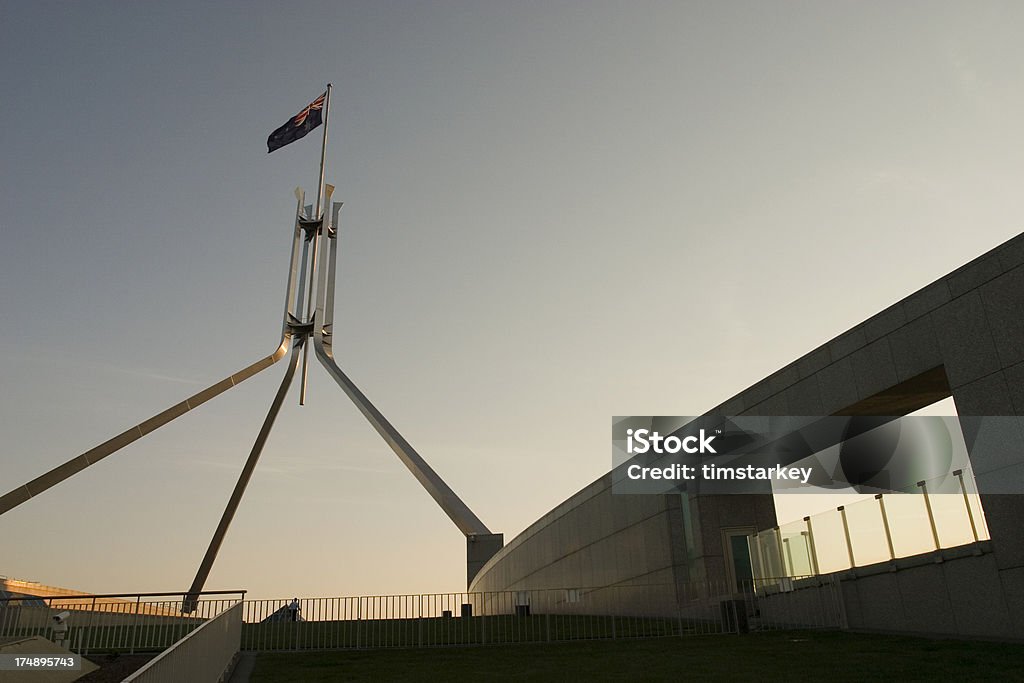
[0,590,245,603]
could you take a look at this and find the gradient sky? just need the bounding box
[2,1,1023,602]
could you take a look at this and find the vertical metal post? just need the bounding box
[481,597,487,645]
[876,494,896,560]
[953,469,980,543]
[314,84,332,224]
[833,574,849,630]
[783,537,794,577]
[677,597,684,638]
[773,527,786,579]
[298,229,318,406]
[756,532,771,585]
[299,84,332,406]
[294,229,310,321]
[804,516,819,576]
[799,531,812,576]
[918,480,941,550]
[84,597,96,656]
[838,506,855,568]
[184,344,303,612]
[129,595,141,654]
[749,532,761,587]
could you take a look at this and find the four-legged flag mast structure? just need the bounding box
[0,85,503,612]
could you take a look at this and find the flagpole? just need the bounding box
[300,82,332,406]
[314,83,332,221]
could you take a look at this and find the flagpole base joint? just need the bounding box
[298,216,323,240]
[287,321,315,337]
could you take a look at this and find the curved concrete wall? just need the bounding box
[472,231,1024,636]
[469,466,776,614]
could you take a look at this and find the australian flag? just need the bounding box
[267,92,326,153]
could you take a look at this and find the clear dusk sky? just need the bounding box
[2,1,1023,601]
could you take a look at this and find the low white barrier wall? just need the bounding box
[123,602,241,683]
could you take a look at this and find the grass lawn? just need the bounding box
[250,630,1024,682]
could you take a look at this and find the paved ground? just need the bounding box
[76,654,153,682]
[227,652,258,683]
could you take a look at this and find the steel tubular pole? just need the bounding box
[299,84,332,406]
[183,343,304,612]
[838,506,855,568]
[804,516,820,576]
[773,526,786,578]
[314,85,332,225]
[876,494,896,560]
[294,232,311,322]
[300,184,333,405]
[751,532,762,588]
[953,468,980,543]
[800,531,812,575]
[918,480,942,550]
[282,190,308,327]
[299,231,317,406]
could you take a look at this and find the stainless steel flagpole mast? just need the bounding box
[5,81,503,601]
[299,83,332,405]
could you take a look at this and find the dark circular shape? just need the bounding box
[839,417,902,487]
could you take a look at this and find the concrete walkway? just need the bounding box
[227,652,257,683]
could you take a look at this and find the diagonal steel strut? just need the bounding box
[0,190,310,518]
[312,201,493,538]
[182,187,334,611]
[183,338,303,612]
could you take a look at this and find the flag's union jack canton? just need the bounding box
[267,92,326,153]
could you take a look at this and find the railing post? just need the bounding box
[832,574,849,630]
[677,593,684,638]
[129,595,141,654]
[356,597,361,650]
[804,516,820,576]
[418,594,423,648]
[41,597,53,640]
[773,527,786,579]
[84,597,97,656]
[759,533,773,588]
[875,494,896,560]
[750,532,762,588]
[481,593,487,646]
[953,469,980,543]
[838,506,855,568]
[918,480,941,551]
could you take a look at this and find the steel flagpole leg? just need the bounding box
[310,202,493,539]
[0,341,289,517]
[1,189,310,518]
[183,340,304,612]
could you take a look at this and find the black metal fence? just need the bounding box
[0,590,245,655]
[240,579,842,652]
